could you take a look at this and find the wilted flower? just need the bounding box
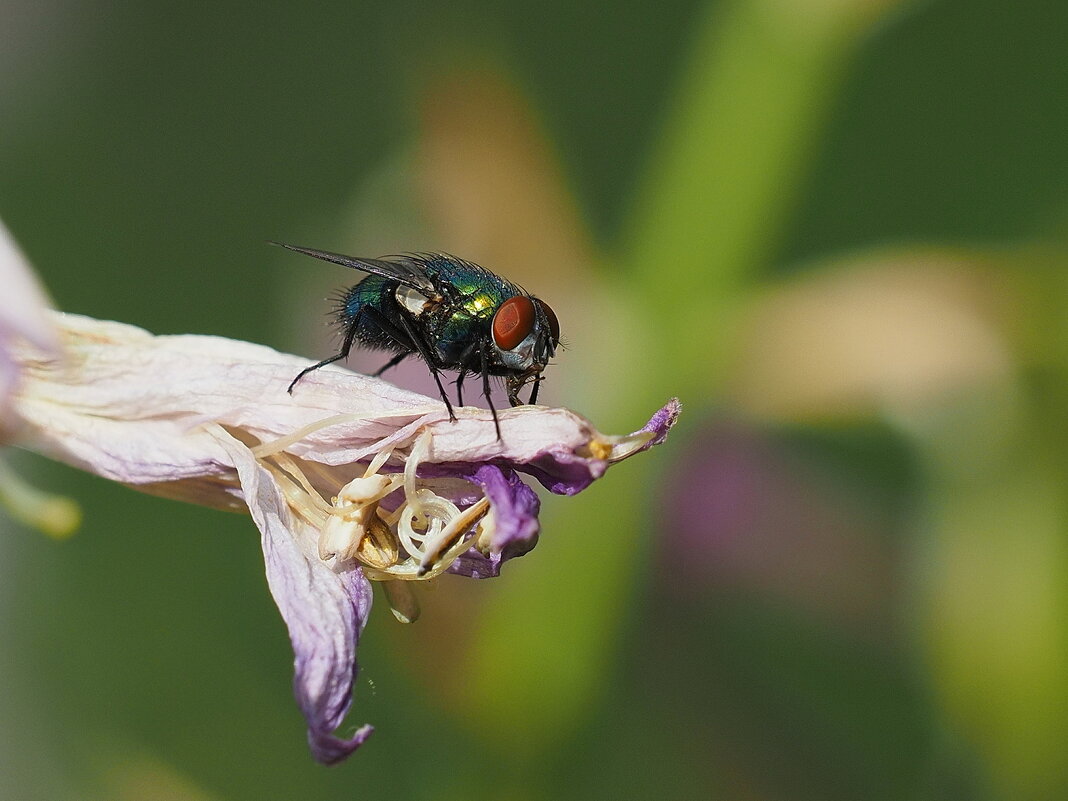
[7,310,678,763]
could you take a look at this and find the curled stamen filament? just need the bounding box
[396,489,459,560]
[403,429,433,520]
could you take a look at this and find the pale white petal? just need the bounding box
[0,220,58,356]
[0,220,58,435]
[12,312,653,495]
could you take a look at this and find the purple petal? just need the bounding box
[636,398,682,450]
[302,569,375,763]
[465,464,540,558]
[518,449,609,495]
[443,464,541,578]
[214,430,374,763]
[517,398,682,494]
[448,549,505,579]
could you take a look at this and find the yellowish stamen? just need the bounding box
[250,423,495,582]
[0,456,81,539]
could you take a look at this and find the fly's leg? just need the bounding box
[374,352,409,377]
[455,370,466,407]
[371,306,456,421]
[453,339,482,409]
[288,316,361,393]
[480,346,502,440]
[528,375,542,405]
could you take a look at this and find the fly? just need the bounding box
[274,243,561,439]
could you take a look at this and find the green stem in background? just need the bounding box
[914,252,1068,799]
[457,0,901,759]
[626,0,900,400]
[917,436,1068,800]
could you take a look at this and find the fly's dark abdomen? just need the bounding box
[337,276,411,354]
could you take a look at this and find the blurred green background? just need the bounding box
[3,0,1068,799]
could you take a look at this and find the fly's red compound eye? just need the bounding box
[492,295,536,350]
[535,299,560,344]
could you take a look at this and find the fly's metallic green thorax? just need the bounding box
[419,255,519,360]
[275,243,561,440]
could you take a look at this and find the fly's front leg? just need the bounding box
[480,346,502,440]
[528,374,543,405]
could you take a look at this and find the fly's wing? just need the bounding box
[270,242,438,295]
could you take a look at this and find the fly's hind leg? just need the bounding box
[288,316,361,393]
[373,352,409,377]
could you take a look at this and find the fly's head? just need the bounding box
[490,295,560,406]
